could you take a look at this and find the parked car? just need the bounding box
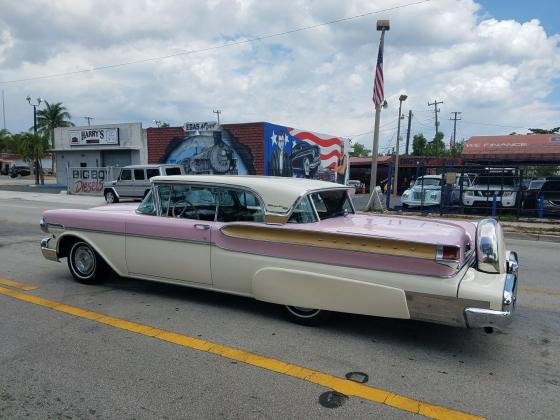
[346,179,363,193]
[521,177,560,210]
[462,168,519,209]
[401,175,443,208]
[40,175,518,331]
[9,165,31,178]
[103,164,184,203]
[290,143,321,177]
[522,177,560,214]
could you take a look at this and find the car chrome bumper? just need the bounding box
[41,237,59,262]
[464,251,518,330]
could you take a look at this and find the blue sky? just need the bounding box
[477,1,559,36]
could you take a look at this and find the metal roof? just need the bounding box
[462,134,560,162]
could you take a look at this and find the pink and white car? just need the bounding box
[40,175,518,331]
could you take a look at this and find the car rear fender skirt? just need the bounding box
[57,232,126,277]
[252,267,410,319]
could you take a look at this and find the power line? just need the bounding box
[0,0,431,85]
[461,119,529,130]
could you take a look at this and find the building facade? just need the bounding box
[52,122,146,187]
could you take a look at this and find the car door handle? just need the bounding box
[194,224,210,230]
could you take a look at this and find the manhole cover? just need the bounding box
[319,391,348,408]
[345,371,369,384]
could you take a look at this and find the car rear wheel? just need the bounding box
[104,189,119,204]
[67,241,107,284]
[284,305,330,326]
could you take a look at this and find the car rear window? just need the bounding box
[165,167,182,175]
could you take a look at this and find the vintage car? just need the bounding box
[401,175,444,208]
[40,175,518,331]
[290,143,321,177]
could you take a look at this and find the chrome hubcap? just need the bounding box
[74,246,95,276]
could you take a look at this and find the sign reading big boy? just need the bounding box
[69,128,119,146]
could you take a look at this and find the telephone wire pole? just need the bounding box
[450,111,462,148]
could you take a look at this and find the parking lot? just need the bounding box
[1,188,559,419]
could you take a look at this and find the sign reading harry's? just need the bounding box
[69,128,119,146]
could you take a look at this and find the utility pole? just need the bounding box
[393,94,407,197]
[83,116,94,126]
[428,99,443,156]
[450,111,462,148]
[213,109,221,125]
[405,110,413,155]
[1,90,5,129]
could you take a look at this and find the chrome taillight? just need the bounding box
[436,245,460,261]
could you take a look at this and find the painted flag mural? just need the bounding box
[264,122,349,184]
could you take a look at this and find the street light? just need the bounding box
[366,19,390,211]
[393,94,407,197]
[26,96,43,185]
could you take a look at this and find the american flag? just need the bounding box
[372,43,384,108]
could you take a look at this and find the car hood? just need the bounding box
[406,185,441,192]
[467,184,516,190]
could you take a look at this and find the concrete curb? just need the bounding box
[504,232,560,243]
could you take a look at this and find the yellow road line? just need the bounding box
[0,278,38,291]
[0,285,483,420]
[519,287,560,297]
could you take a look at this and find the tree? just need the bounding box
[12,132,50,184]
[0,129,12,153]
[528,127,560,134]
[449,139,464,158]
[425,131,446,157]
[351,142,371,157]
[411,133,427,156]
[36,101,74,174]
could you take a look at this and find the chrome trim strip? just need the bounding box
[405,291,490,327]
[65,227,209,246]
[41,237,59,262]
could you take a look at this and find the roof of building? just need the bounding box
[462,134,560,161]
[150,175,349,214]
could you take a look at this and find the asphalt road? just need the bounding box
[0,192,559,419]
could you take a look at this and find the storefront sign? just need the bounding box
[68,167,111,195]
[69,128,119,146]
[183,121,219,132]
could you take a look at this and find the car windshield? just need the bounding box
[474,173,516,186]
[414,178,441,187]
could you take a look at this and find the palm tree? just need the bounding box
[36,101,74,174]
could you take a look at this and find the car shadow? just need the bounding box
[103,273,498,356]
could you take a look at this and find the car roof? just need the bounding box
[121,164,181,169]
[150,175,349,214]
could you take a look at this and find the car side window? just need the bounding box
[158,184,217,221]
[216,188,264,222]
[120,169,132,181]
[134,169,146,180]
[146,169,159,178]
[165,167,182,175]
[288,196,317,223]
[137,190,156,215]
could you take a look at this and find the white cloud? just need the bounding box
[0,0,559,151]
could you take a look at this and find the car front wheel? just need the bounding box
[284,305,330,326]
[104,189,119,204]
[67,241,107,284]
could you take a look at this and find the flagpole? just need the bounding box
[367,20,390,211]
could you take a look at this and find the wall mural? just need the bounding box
[264,123,349,183]
[161,130,255,175]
